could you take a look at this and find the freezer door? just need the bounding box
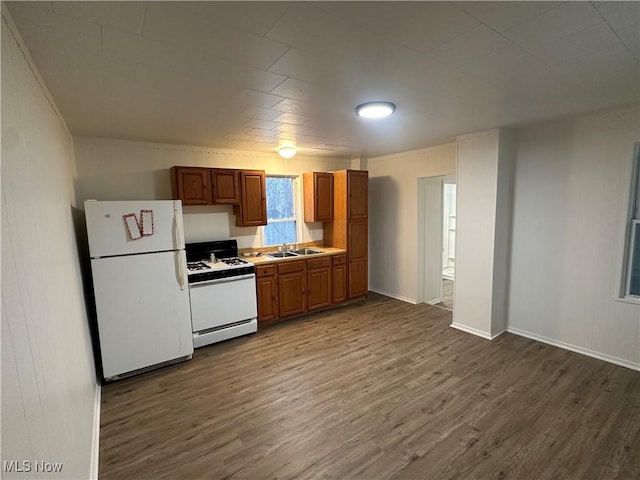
[85,200,185,257]
[91,251,193,379]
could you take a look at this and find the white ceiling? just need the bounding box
[6,1,639,159]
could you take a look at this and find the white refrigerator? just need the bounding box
[85,200,193,380]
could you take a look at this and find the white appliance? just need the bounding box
[185,240,258,348]
[85,200,193,381]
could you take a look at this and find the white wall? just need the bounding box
[73,138,351,247]
[508,106,640,369]
[1,8,98,479]
[453,130,499,337]
[492,130,516,335]
[453,128,515,338]
[368,144,456,302]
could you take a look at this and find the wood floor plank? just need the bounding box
[99,293,640,480]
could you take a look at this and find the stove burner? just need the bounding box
[220,257,250,266]
[187,262,210,272]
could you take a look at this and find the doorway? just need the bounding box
[440,182,456,309]
[417,174,455,309]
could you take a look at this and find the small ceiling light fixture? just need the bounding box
[355,101,396,119]
[278,146,297,159]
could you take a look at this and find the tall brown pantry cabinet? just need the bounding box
[324,170,368,299]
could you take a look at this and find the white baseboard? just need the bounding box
[426,298,442,305]
[450,322,504,340]
[369,288,417,304]
[90,383,101,480]
[507,326,640,372]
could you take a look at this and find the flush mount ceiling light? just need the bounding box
[278,146,297,158]
[355,101,396,119]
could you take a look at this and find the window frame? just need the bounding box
[261,174,302,248]
[620,142,640,302]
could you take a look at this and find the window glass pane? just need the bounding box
[264,176,297,246]
[629,223,640,296]
[266,177,294,219]
[264,221,297,246]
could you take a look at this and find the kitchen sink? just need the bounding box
[290,248,323,255]
[266,251,298,258]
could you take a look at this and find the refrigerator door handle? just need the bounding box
[177,250,187,291]
[173,201,185,249]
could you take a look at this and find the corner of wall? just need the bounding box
[1,5,73,142]
[90,384,102,480]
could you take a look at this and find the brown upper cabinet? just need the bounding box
[171,166,211,205]
[211,168,240,204]
[347,170,368,219]
[171,166,239,206]
[234,170,267,227]
[303,172,334,222]
[171,167,267,226]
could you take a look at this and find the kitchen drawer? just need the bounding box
[332,254,347,266]
[278,260,306,274]
[307,257,331,270]
[255,265,276,277]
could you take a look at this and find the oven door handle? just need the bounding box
[190,274,256,287]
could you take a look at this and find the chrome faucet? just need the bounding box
[282,242,288,251]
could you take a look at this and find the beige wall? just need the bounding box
[1,8,98,478]
[74,138,352,247]
[508,106,640,369]
[368,143,457,302]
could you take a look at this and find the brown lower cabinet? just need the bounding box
[255,254,348,323]
[348,258,368,299]
[332,255,347,303]
[307,257,331,311]
[278,260,306,317]
[255,265,278,322]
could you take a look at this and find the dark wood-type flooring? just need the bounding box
[438,278,454,309]
[99,293,640,480]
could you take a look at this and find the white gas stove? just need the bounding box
[185,240,257,348]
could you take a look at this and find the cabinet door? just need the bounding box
[237,170,267,226]
[256,275,278,322]
[332,263,347,304]
[303,172,334,222]
[315,173,334,221]
[348,220,368,260]
[307,267,331,310]
[349,258,368,299]
[278,271,306,317]
[171,167,211,205]
[211,169,239,204]
[348,170,368,219]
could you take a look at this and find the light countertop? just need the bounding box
[242,246,346,265]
